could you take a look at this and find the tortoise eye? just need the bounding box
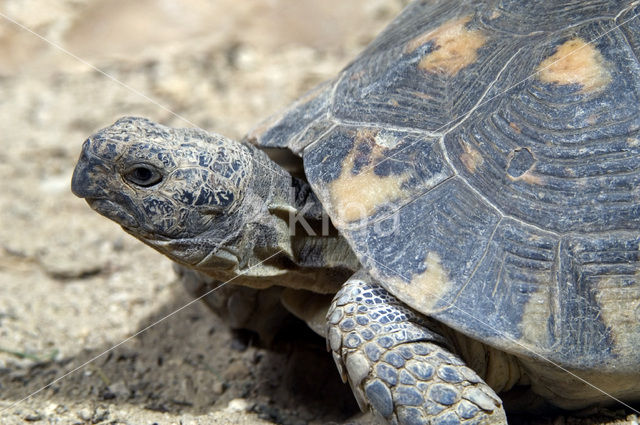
[124,164,163,187]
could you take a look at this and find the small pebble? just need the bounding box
[107,381,130,399]
[225,398,250,412]
[77,408,92,421]
[92,406,109,423]
[212,381,225,395]
[223,360,250,380]
[24,411,42,422]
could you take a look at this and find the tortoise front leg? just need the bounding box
[327,271,508,425]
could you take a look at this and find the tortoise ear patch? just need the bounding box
[405,16,487,76]
[537,38,612,93]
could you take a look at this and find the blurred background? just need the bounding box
[0,1,637,424]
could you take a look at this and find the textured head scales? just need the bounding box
[72,117,257,267]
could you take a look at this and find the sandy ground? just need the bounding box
[0,1,638,424]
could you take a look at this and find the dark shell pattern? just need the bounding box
[248,0,640,371]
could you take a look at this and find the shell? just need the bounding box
[248,0,640,371]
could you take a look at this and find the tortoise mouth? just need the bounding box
[86,198,140,230]
[136,236,239,271]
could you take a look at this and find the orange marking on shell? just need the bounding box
[537,38,612,93]
[406,16,487,76]
[385,252,452,313]
[328,130,408,223]
[517,171,543,185]
[459,143,484,173]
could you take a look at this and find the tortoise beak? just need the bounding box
[71,152,140,230]
[70,159,90,199]
[71,148,107,199]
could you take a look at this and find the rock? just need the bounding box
[225,398,250,413]
[23,411,42,422]
[223,359,250,381]
[76,408,92,422]
[212,381,225,395]
[107,381,130,399]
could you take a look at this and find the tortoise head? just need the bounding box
[71,116,263,268]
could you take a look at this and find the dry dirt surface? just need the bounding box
[0,1,638,424]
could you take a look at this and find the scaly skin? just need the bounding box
[327,271,508,425]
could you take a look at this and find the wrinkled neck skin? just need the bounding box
[140,140,358,295]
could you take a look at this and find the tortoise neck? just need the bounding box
[194,146,359,293]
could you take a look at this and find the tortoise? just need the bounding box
[71,0,640,423]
